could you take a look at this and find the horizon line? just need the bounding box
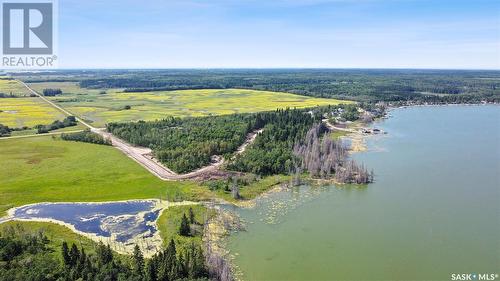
[4,67,500,72]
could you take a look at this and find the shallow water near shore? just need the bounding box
[227,105,500,281]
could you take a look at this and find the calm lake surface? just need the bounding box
[227,105,500,281]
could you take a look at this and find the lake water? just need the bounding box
[11,200,161,242]
[227,105,500,281]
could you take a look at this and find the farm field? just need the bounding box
[0,135,213,216]
[26,82,352,127]
[0,97,67,127]
[0,78,30,96]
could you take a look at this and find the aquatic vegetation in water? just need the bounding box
[254,185,328,225]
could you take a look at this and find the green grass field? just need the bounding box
[27,82,353,127]
[0,135,213,216]
[0,97,67,128]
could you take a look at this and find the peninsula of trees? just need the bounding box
[107,106,374,184]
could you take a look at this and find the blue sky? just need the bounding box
[58,0,500,69]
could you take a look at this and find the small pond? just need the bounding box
[9,200,162,243]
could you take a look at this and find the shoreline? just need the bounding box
[388,102,499,111]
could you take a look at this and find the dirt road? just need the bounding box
[94,128,262,180]
[322,119,357,133]
[20,81,93,129]
[0,130,85,140]
[20,81,262,180]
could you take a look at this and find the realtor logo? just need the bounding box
[1,0,57,68]
[3,2,53,54]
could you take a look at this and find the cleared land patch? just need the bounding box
[0,135,213,216]
[0,97,66,127]
[26,82,352,127]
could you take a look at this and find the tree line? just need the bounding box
[42,88,63,96]
[0,225,210,281]
[36,116,77,134]
[61,129,111,145]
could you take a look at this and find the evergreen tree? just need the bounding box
[179,213,191,236]
[145,258,157,281]
[132,244,145,278]
[69,243,80,266]
[96,242,113,266]
[189,207,196,224]
[61,241,70,266]
[167,239,179,280]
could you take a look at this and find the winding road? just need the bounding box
[19,81,262,180]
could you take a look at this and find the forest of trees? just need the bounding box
[227,109,320,175]
[61,129,111,145]
[107,108,323,175]
[107,106,373,183]
[107,114,256,173]
[0,225,210,281]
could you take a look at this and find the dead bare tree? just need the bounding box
[230,177,240,199]
[294,123,373,184]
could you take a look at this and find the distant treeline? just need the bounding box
[67,69,500,103]
[42,88,62,96]
[61,129,111,145]
[123,85,220,92]
[0,124,11,137]
[0,92,17,98]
